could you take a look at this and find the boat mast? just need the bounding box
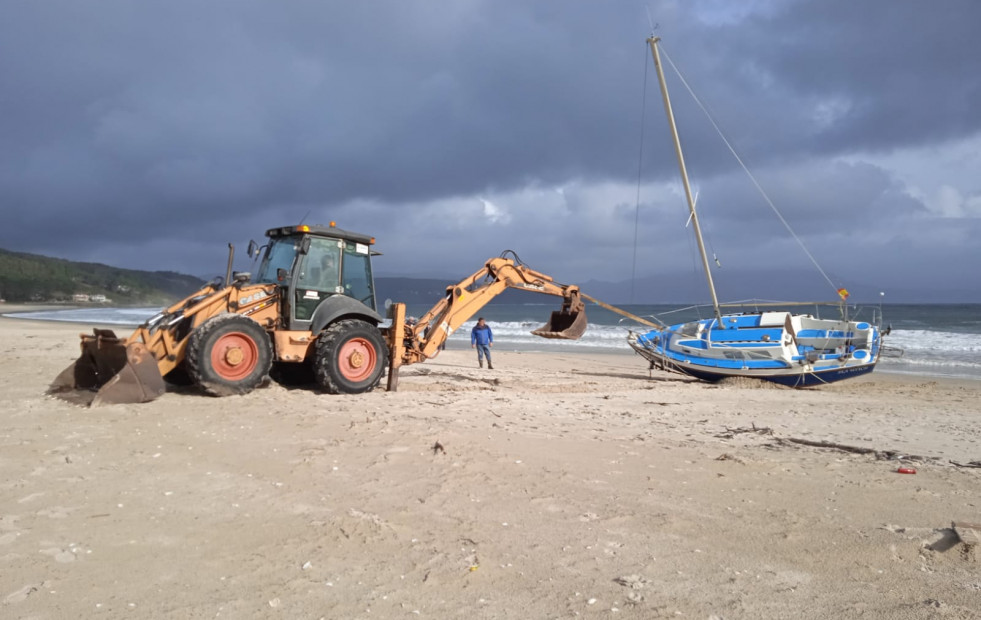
[647,37,723,327]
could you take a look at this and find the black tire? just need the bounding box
[186,314,273,397]
[314,319,387,394]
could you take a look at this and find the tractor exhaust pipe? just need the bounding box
[225,243,235,288]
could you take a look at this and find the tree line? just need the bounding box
[0,248,203,304]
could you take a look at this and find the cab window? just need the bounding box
[292,237,342,321]
[255,237,300,284]
[296,238,342,293]
[342,243,375,310]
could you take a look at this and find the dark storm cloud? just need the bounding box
[1,0,979,299]
[2,2,636,240]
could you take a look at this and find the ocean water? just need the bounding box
[7,302,980,380]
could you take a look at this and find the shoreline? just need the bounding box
[2,309,977,386]
[0,302,82,314]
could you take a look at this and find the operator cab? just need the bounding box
[255,224,378,330]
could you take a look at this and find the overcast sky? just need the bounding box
[2,0,979,302]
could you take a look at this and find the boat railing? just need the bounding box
[653,299,887,329]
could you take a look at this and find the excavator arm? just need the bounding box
[384,256,587,390]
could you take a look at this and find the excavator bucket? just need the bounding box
[49,329,166,406]
[531,307,587,340]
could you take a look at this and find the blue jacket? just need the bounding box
[471,324,493,346]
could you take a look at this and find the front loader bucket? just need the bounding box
[49,329,166,406]
[531,307,587,340]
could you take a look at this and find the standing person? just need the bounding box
[471,317,493,369]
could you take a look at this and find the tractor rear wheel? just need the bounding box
[186,314,272,397]
[314,319,386,394]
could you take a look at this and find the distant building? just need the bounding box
[90,294,108,303]
[73,293,90,302]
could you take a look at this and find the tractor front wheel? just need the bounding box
[314,319,386,394]
[186,314,273,397]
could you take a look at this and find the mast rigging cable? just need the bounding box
[658,44,840,295]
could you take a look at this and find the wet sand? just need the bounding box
[1,313,980,618]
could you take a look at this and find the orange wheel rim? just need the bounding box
[211,332,258,381]
[338,337,377,382]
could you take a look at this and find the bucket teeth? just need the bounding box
[49,330,165,406]
[90,346,166,406]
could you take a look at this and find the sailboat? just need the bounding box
[627,37,883,387]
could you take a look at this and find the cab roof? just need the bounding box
[265,224,374,246]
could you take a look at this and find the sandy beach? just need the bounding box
[1,310,980,619]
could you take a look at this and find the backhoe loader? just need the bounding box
[50,223,587,406]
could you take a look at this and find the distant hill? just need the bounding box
[0,250,512,308]
[0,248,206,304]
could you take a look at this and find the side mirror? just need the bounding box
[247,240,259,259]
[299,237,311,254]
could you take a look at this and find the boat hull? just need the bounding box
[628,311,881,388]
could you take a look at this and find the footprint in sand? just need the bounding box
[0,516,21,546]
[4,582,44,604]
[39,547,76,563]
[37,506,74,519]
